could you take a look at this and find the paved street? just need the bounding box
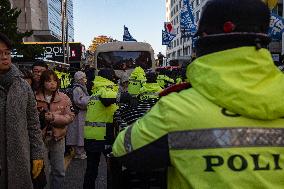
[64,156,107,189]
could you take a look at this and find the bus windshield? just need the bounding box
[97,51,152,70]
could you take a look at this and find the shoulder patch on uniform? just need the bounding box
[159,82,191,97]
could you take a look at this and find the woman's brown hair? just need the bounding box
[39,70,60,94]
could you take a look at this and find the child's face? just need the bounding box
[44,75,58,92]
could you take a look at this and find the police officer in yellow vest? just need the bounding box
[83,68,118,189]
[112,0,284,188]
[138,72,162,101]
[156,74,175,89]
[128,66,147,96]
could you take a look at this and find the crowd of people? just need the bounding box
[1,0,284,189]
[0,30,183,189]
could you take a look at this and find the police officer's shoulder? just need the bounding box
[159,82,191,97]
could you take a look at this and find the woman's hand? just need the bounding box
[45,112,54,122]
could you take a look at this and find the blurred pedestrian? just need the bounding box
[0,32,45,189]
[32,60,48,92]
[116,73,129,104]
[20,68,34,86]
[66,71,91,159]
[35,70,75,189]
[157,52,165,67]
[84,65,95,94]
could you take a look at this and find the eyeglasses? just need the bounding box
[0,50,11,57]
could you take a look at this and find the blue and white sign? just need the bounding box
[180,0,197,37]
[191,36,198,49]
[269,13,284,40]
[123,25,137,42]
[162,30,176,47]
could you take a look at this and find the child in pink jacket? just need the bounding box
[36,70,74,189]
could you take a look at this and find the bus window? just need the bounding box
[97,51,152,70]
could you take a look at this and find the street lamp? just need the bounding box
[61,0,68,64]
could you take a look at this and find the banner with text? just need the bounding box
[180,0,197,37]
[162,30,176,47]
[269,13,284,41]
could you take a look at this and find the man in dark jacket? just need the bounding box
[0,33,45,189]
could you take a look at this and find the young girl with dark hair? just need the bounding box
[35,70,74,189]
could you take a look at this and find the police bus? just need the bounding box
[93,41,156,78]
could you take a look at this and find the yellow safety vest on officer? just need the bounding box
[128,66,146,96]
[156,74,175,89]
[84,76,118,143]
[138,82,162,101]
[112,47,284,188]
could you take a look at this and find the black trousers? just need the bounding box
[83,150,108,189]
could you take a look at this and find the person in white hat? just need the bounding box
[66,71,91,159]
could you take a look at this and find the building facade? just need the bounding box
[165,0,207,62]
[166,0,284,64]
[10,0,74,42]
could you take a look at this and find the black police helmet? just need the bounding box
[196,0,270,37]
[194,0,271,57]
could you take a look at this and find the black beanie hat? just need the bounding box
[196,0,270,36]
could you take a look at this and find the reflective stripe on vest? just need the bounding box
[139,92,159,100]
[90,96,99,101]
[84,126,106,140]
[168,127,284,150]
[85,121,107,127]
[123,127,284,153]
[124,126,134,153]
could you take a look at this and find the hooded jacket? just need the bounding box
[112,47,284,189]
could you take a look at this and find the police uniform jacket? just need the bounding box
[112,47,284,189]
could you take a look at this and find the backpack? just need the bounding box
[61,85,82,115]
